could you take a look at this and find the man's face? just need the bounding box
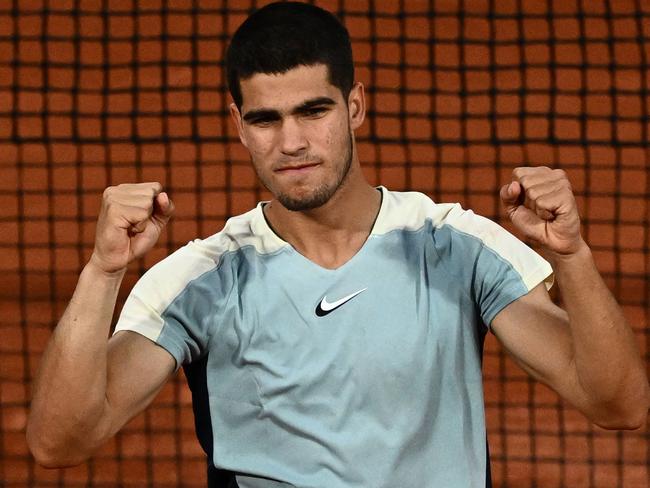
[230,64,364,211]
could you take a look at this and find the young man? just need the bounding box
[27,3,648,487]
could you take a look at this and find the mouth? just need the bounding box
[274,162,321,174]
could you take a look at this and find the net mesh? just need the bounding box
[1,0,648,486]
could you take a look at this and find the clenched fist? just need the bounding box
[89,182,175,274]
[500,167,586,256]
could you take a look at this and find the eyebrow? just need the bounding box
[242,97,337,123]
[293,97,337,113]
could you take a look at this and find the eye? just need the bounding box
[250,117,277,127]
[302,107,328,118]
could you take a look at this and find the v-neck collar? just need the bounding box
[250,187,387,272]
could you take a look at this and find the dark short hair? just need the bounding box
[225,1,354,109]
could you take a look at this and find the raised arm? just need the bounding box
[27,183,176,467]
[491,167,649,429]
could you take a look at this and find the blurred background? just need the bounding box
[0,0,648,486]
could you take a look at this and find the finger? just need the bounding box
[533,205,555,221]
[110,204,153,229]
[512,166,553,182]
[514,167,569,193]
[522,182,548,218]
[105,182,162,196]
[109,194,158,211]
[532,186,575,220]
[128,219,149,236]
[124,181,163,196]
[521,180,567,220]
[507,204,546,243]
[102,183,164,211]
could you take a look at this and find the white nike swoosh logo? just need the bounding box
[316,288,367,316]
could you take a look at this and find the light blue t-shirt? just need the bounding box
[115,187,553,488]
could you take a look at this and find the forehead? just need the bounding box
[239,64,343,112]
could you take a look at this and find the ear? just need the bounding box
[347,82,366,130]
[229,102,248,148]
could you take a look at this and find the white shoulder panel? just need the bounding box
[196,203,287,258]
[372,187,458,235]
[372,188,552,291]
[114,203,288,341]
[440,202,553,291]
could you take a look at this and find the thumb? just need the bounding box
[500,181,525,219]
[153,192,175,225]
[499,181,521,207]
[499,182,545,242]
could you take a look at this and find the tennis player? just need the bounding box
[27,3,649,487]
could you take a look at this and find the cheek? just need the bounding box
[245,131,275,158]
[322,120,347,149]
[325,130,333,146]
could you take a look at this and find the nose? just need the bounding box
[279,117,308,155]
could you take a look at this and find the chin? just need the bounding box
[277,185,335,211]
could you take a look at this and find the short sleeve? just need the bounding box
[439,205,553,327]
[113,242,220,370]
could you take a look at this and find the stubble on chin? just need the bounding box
[276,183,336,212]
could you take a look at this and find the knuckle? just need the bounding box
[536,192,550,205]
[140,181,162,196]
[128,205,148,218]
[102,186,115,199]
[552,168,567,179]
[518,175,529,188]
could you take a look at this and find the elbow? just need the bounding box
[26,422,90,469]
[593,411,647,431]
[27,439,89,469]
[27,397,113,468]
[589,392,649,431]
[29,449,82,470]
[586,370,650,431]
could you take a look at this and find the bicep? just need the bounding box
[490,284,581,398]
[103,330,176,437]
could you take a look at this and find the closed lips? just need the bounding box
[276,162,320,171]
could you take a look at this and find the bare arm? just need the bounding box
[491,167,649,429]
[27,183,176,467]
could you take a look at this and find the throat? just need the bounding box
[262,185,383,270]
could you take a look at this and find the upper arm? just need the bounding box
[490,283,587,408]
[102,330,176,437]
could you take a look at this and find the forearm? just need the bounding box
[550,241,650,427]
[27,260,126,466]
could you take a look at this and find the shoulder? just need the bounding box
[194,203,287,259]
[374,187,497,240]
[375,188,551,282]
[129,204,287,313]
[372,187,459,235]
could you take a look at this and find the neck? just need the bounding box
[263,164,381,269]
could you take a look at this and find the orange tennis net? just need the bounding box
[1,1,648,486]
